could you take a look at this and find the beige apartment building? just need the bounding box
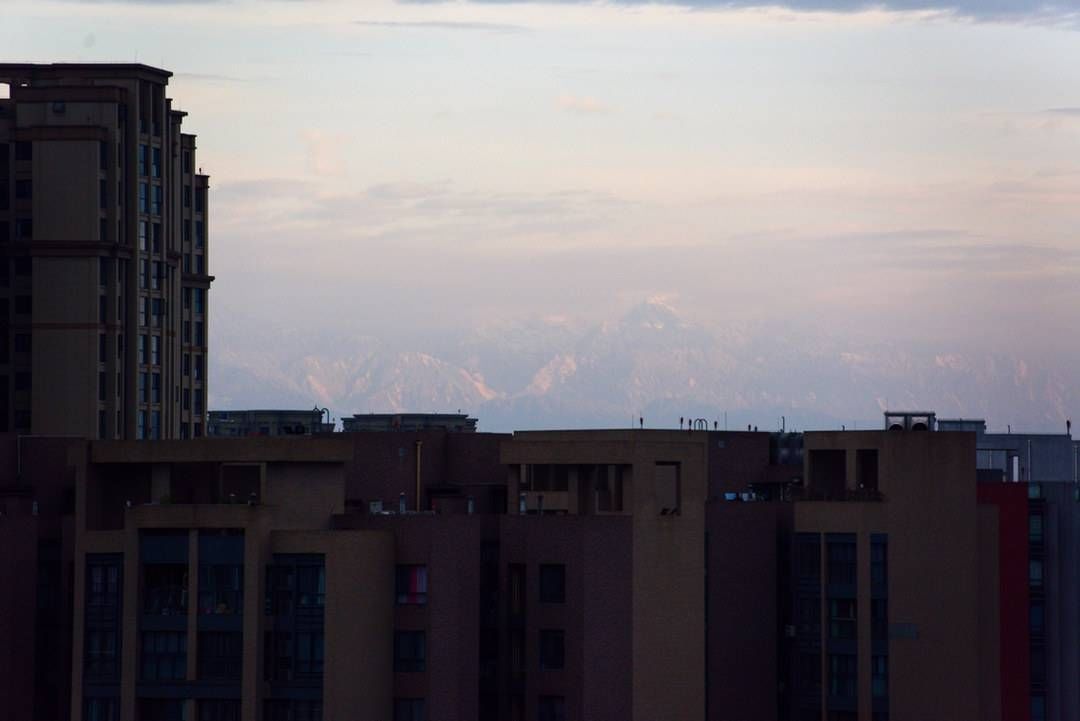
[0,63,211,439]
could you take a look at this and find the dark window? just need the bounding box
[140,631,187,681]
[797,652,821,691]
[152,222,162,252]
[539,629,564,670]
[14,333,30,354]
[184,186,192,208]
[85,698,120,721]
[196,188,206,213]
[827,536,856,587]
[856,449,878,491]
[197,631,242,681]
[197,700,240,721]
[183,151,192,174]
[152,185,162,215]
[1031,645,1046,683]
[139,221,148,251]
[98,371,107,402]
[1032,695,1046,721]
[151,335,160,366]
[797,534,821,580]
[1030,601,1045,637]
[1030,560,1044,590]
[139,182,148,213]
[539,564,565,604]
[264,700,322,721]
[394,699,426,721]
[1029,513,1044,544]
[151,147,161,178]
[99,179,107,209]
[829,598,856,640]
[394,630,426,672]
[143,563,188,615]
[871,599,888,641]
[15,141,31,161]
[872,654,888,698]
[265,556,325,615]
[138,144,148,177]
[14,256,30,276]
[871,535,887,586]
[196,220,205,246]
[828,653,857,698]
[15,179,31,200]
[199,564,243,615]
[99,257,110,286]
[14,372,30,390]
[84,557,122,680]
[99,141,109,171]
[295,631,325,678]
[396,565,428,605]
[139,699,187,721]
[14,219,31,240]
[538,696,566,721]
[0,221,8,242]
[99,295,107,323]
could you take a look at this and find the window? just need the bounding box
[196,322,205,346]
[139,182,148,213]
[264,700,321,721]
[14,333,30,354]
[872,655,888,698]
[1030,559,1044,590]
[14,371,30,391]
[183,151,192,174]
[143,564,187,615]
[151,261,161,290]
[829,598,856,640]
[1032,695,1046,721]
[99,178,107,209]
[797,534,821,581]
[295,631,324,677]
[828,653,857,698]
[14,218,31,240]
[196,254,204,275]
[138,144,148,176]
[394,699,426,721]
[140,631,187,681]
[99,258,110,286]
[197,631,242,681]
[827,536,856,587]
[99,140,109,171]
[1030,601,1045,637]
[151,147,161,178]
[194,288,205,313]
[396,565,428,605]
[150,410,161,440]
[99,371,107,402]
[184,288,192,310]
[139,221,148,251]
[14,141,31,161]
[538,696,566,721]
[871,599,888,641]
[196,188,206,212]
[394,630,426,672]
[99,295,107,323]
[0,221,8,242]
[152,222,162,252]
[139,699,188,721]
[196,220,205,247]
[1031,645,1045,683]
[265,556,325,615]
[797,652,821,691]
[151,185,162,215]
[539,629,564,670]
[137,410,146,440]
[870,535,887,587]
[15,179,31,200]
[84,698,119,721]
[151,335,160,366]
[184,389,191,411]
[138,335,148,365]
[1029,513,1044,544]
[184,186,192,208]
[539,564,565,604]
[199,564,243,615]
[197,700,240,721]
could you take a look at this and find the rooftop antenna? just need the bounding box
[639,417,644,429]
[679,417,684,430]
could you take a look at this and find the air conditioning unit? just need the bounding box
[369,500,383,514]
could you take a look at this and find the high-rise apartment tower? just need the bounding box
[0,63,211,439]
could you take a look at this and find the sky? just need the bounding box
[3,0,1080,427]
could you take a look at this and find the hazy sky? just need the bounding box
[5,0,1080,384]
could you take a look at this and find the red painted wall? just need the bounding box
[978,483,1030,721]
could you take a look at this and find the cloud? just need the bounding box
[396,0,1079,23]
[353,20,529,32]
[556,94,613,115]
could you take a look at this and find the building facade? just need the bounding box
[207,410,334,438]
[0,63,211,439]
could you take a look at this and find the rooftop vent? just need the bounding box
[884,411,936,432]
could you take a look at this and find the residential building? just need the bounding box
[0,63,211,439]
[207,409,334,438]
[342,413,477,433]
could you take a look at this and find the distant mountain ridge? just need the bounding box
[210,299,1078,433]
